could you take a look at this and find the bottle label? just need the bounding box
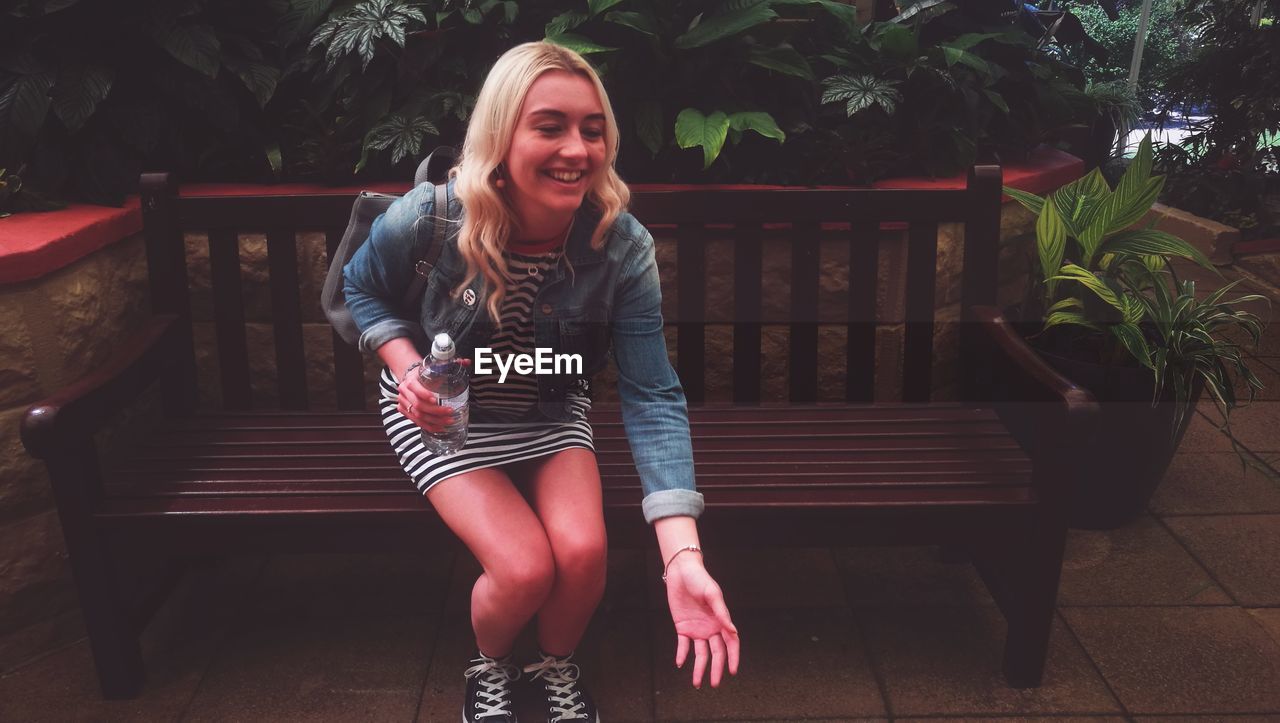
[437,388,469,411]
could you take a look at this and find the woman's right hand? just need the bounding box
[396,358,472,433]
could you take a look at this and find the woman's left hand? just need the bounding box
[664,558,740,689]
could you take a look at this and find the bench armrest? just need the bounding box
[21,314,182,460]
[967,305,1097,409]
[967,305,1099,503]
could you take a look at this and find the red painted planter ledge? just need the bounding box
[0,147,1082,286]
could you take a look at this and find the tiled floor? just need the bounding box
[2,262,1278,721]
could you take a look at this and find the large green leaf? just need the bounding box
[1097,229,1214,270]
[224,57,280,109]
[771,0,859,25]
[635,100,663,157]
[152,21,221,78]
[1043,310,1100,332]
[949,32,1006,50]
[604,10,657,35]
[1002,185,1044,215]
[1093,134,1163,239]
[0,71,54,138]
[1051,168,1109,242]
[545,10,589,36]
[747,44,814,80]
[727,111,785,143]
[1050,263,1126,313]
[1111,322,1153,369]
[940,45,991,79]
[1035,193,1066,298]
[674,3,776,49]
[545,33,617,55]
[279,0,336,44]
[675,108,729,170]
[49,64,113,133]
[821,74,902,116]
[1102,174,1163,234]
[588,0,625,16]
[360,114,438,170]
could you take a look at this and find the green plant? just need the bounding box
[1135,274,1266,433]
[1006,133,1267,434]
[537,0,844,178]
[1149,0,1280,240]
[295,0,524,180]
[1067,0,1190,112]
[0,0,296,204]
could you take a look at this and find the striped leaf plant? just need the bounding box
[1004,133,1269,436]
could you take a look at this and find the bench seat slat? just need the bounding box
[96,484,1034,524]
[148,404,1011,429]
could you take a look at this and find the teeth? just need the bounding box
[547,171,582,182]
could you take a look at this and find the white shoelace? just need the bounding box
[522,652,590,722]
[463,655,520,720]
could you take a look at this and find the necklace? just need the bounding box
[512,217,573,274]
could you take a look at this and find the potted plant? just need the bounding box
[1004,133,1268,529]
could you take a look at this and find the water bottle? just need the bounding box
[417,332,470,455]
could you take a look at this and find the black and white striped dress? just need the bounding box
[378,246,594,496]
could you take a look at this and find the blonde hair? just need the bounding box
[442,41,632,324]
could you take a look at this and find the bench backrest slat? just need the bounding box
[265,228,309,410]
[328,227,369,411]
[732,223,763,403]
[789,220,820,403]
[902,220,940,403]
[208,227,253,409]
[845,218,880,403]
[676,223,706,404]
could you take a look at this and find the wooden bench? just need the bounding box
[21,166,1097,699]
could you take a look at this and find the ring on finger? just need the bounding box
[408,403,415,414]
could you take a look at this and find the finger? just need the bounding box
[675,634,689,669]
[692,638,708,689]
[726,625,741,676]
[709,634,727,688]
[710,591,738,637]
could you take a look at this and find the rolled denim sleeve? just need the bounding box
[612,229,704,524]
[342,183,434,354]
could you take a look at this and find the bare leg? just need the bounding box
[515,448,608,655]
[425,466,556,658]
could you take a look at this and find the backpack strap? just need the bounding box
[399,182,449,308]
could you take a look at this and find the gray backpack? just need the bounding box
[321,146,457,347]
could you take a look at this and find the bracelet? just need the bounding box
[401,361,423,384]
[661,545,703,582]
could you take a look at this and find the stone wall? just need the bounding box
[0,232,158,675]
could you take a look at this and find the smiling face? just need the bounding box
[502,69,608,242]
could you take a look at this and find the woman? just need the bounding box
[343,41,740,722]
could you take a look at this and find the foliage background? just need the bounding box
[0,0,1105,209]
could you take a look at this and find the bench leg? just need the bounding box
[75,549,147,699]
[1000,520,1067,688]
[46,450,146,699]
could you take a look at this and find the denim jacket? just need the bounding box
[343,178,704,523]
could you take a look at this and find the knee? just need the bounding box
[489,547,556,602]
[550,530,608,584]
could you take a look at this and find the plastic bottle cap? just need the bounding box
[431,333,455,361]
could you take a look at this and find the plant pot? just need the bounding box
[1036,349,1203,529]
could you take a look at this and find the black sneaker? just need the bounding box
[521,650,601,723]
[463,650,522,722]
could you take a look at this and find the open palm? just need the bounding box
[665,564,741,688]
